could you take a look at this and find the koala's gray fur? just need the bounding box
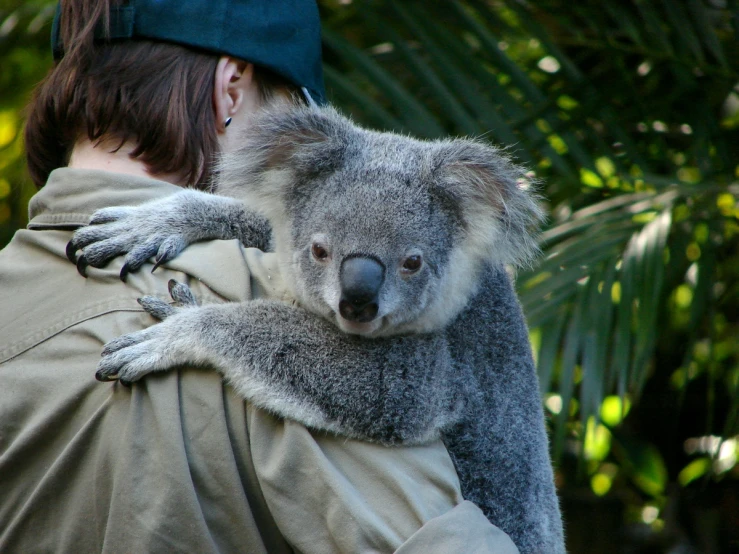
[77,105,565,553]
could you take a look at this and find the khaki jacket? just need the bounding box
[0,168,518,554]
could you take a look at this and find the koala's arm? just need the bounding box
[67,189,272,277]
[443,265,565,554]
[96,269,563,552]
[97,290,461,446]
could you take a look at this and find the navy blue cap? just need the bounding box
[51,1,325,105]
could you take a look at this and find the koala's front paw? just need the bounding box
[96,326,171,383]
[68,204,191,281]
[96,280,201,384]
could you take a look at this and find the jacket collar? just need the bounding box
[28,168,182,229]
[23,167,276,305]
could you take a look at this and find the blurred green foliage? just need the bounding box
[0,1,55,245]
[1,1,738,551]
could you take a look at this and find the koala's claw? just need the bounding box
[66,240,79,264]
[95,358,127,383]
[150,257,165,273]
[119,263,131,282]
[76,255,89,278]
[149,250,172,274]
[168,279,198,306]
[117,236,188,280]
[95,369,119,382]
[151,236,188,274]
[116,237,169,281]
[137,296,176,321]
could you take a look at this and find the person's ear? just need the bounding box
[213,57,255,133]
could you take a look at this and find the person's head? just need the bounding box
[24,0,325,190]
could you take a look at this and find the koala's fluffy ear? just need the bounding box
[433,140,545,269]
[217,105,352,218]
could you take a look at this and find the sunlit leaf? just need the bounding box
[601,395,632,427]
[584,417,612,461]
[678,457,711,487]
[591,472,613,496]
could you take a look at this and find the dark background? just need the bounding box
[1,1,737,551]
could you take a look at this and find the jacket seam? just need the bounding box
[0,298,153,365]
[27,212,90,228]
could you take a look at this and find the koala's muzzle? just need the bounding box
[339,256,385,322]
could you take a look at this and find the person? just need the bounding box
[0,1,523,552]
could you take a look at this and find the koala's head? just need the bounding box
[219,106,543,337]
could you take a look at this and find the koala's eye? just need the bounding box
[312,242,329,261]
[401,255,423,274]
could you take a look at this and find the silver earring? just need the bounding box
[225,117,232,128]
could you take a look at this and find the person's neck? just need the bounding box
[68,139,185,185]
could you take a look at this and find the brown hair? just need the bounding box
[25,0,297,190]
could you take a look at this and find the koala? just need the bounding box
[68,105,565,553]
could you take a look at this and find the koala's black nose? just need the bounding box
[339,256,384,322]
